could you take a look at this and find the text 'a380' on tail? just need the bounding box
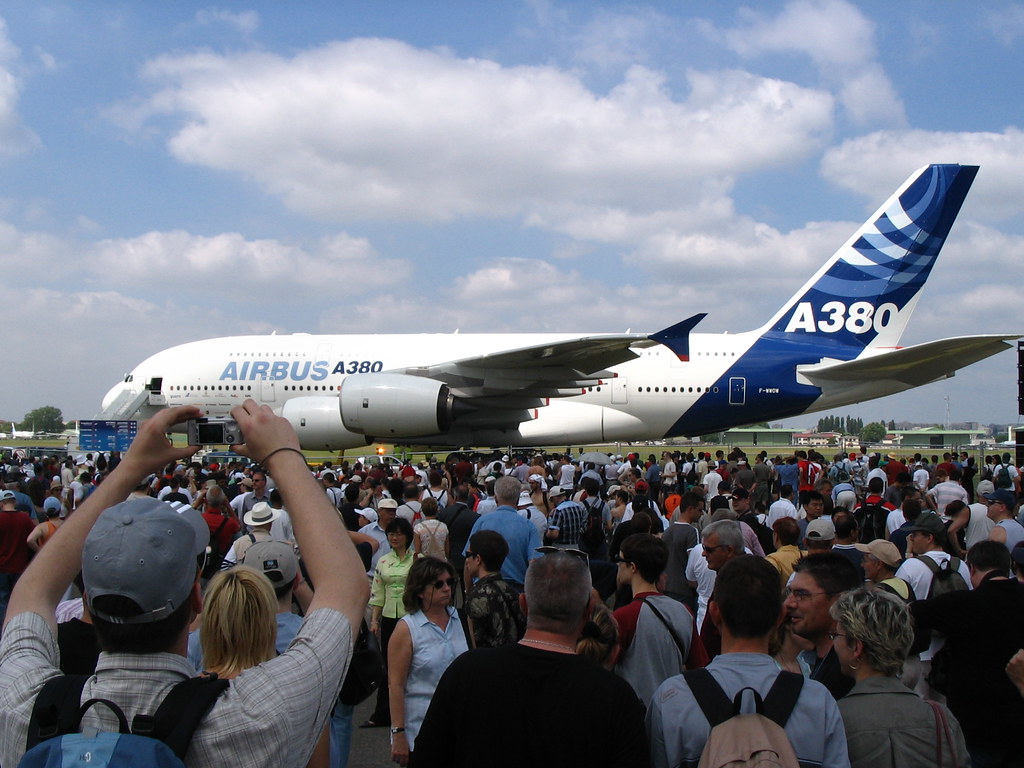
[755,163,978,358]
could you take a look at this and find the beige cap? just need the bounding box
[854,539,902,568]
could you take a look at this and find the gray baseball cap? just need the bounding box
[83,497,209,625]
[805,518,836,541]
[243,540,298,587]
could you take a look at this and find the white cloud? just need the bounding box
[570,8,670,71]
[0,18,40,158]
[837,64,905,128]
[821,128,1024,220]
[5,288,179,419]
[87,229,396,296]
[123,39,832,229]
[0,216,401,312]
[194,8,259,37]
[0,220,66,273]
[316,254,723,337]
[705,0,906,128]
[982,4,1024,46]
[897,229,1024,347]
[718,0,877,68]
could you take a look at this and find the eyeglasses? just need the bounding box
[431,578,456,589]
[465,551,478,559]
[784,587,829,602]
[827,631,847,641]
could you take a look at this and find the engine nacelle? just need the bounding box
[279,396,371,450]
[339,373,454,438]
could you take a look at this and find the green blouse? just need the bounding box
[369,548,415,619]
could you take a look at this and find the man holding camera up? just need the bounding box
[0,402,369,768]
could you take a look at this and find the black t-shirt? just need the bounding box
[831,545,865,583]
[415,643,648,767]
[809,645,854,701]
[911,578,1024,747]
[438,502,478,570]
[337,502,362,532]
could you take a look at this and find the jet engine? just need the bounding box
[278,396,370,450]
[339,373,454,437]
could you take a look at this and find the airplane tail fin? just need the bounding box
[756,164,978,354]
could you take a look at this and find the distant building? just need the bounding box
[721,427,798,447]
[792,431,842,448]
[882,426,986,450]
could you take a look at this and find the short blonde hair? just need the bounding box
[200,566,277,678]
[830,586,913,677]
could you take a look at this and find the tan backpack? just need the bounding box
[684,669,802,768]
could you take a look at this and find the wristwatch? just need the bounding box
[390,727,405,735]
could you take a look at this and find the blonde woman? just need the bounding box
[199,567,329,768]
[199,567,277,678]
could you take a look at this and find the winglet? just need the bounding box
[650,313,707,361]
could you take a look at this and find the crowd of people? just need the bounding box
[1,428,1024,767]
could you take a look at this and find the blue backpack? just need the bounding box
[21,675,228,767]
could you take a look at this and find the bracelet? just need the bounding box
[390,727,405,734]
[258,447,306,467]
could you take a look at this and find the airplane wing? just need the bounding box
[798,334,1020,387]
[396,333,657,403]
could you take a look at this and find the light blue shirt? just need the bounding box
[647,652,849,768]
[401,609,468,749]
[465,506,542,585]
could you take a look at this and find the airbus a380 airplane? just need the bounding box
[99,164,1018,450]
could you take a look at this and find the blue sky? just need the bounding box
[2,1,1023,431]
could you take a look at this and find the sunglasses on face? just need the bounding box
[431,577,456,589]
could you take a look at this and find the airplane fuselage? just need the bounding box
[102,328,914,450]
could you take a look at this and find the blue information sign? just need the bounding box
[79,420,139,452]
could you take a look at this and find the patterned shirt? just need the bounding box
[0,609,352,768]
[465,573,525,648]
[547,500,588,548]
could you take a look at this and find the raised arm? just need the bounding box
[230,400,369,632]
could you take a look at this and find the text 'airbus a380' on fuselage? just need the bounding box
[99,164,1019,450]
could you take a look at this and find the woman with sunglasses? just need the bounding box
[387,556,469,766]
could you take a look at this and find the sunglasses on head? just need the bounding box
[535,545,589,564]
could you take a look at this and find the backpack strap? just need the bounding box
[683,669,734,727]
[684,669,802,730]
[761,671,803,728]
[132,676,229,759]
[641,597,689,666]
[27,674,89,748]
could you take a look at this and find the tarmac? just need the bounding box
[347,697,398,767]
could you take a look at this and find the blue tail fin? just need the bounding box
[757,164,978,353]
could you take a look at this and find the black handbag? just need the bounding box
[338,620,385,706]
